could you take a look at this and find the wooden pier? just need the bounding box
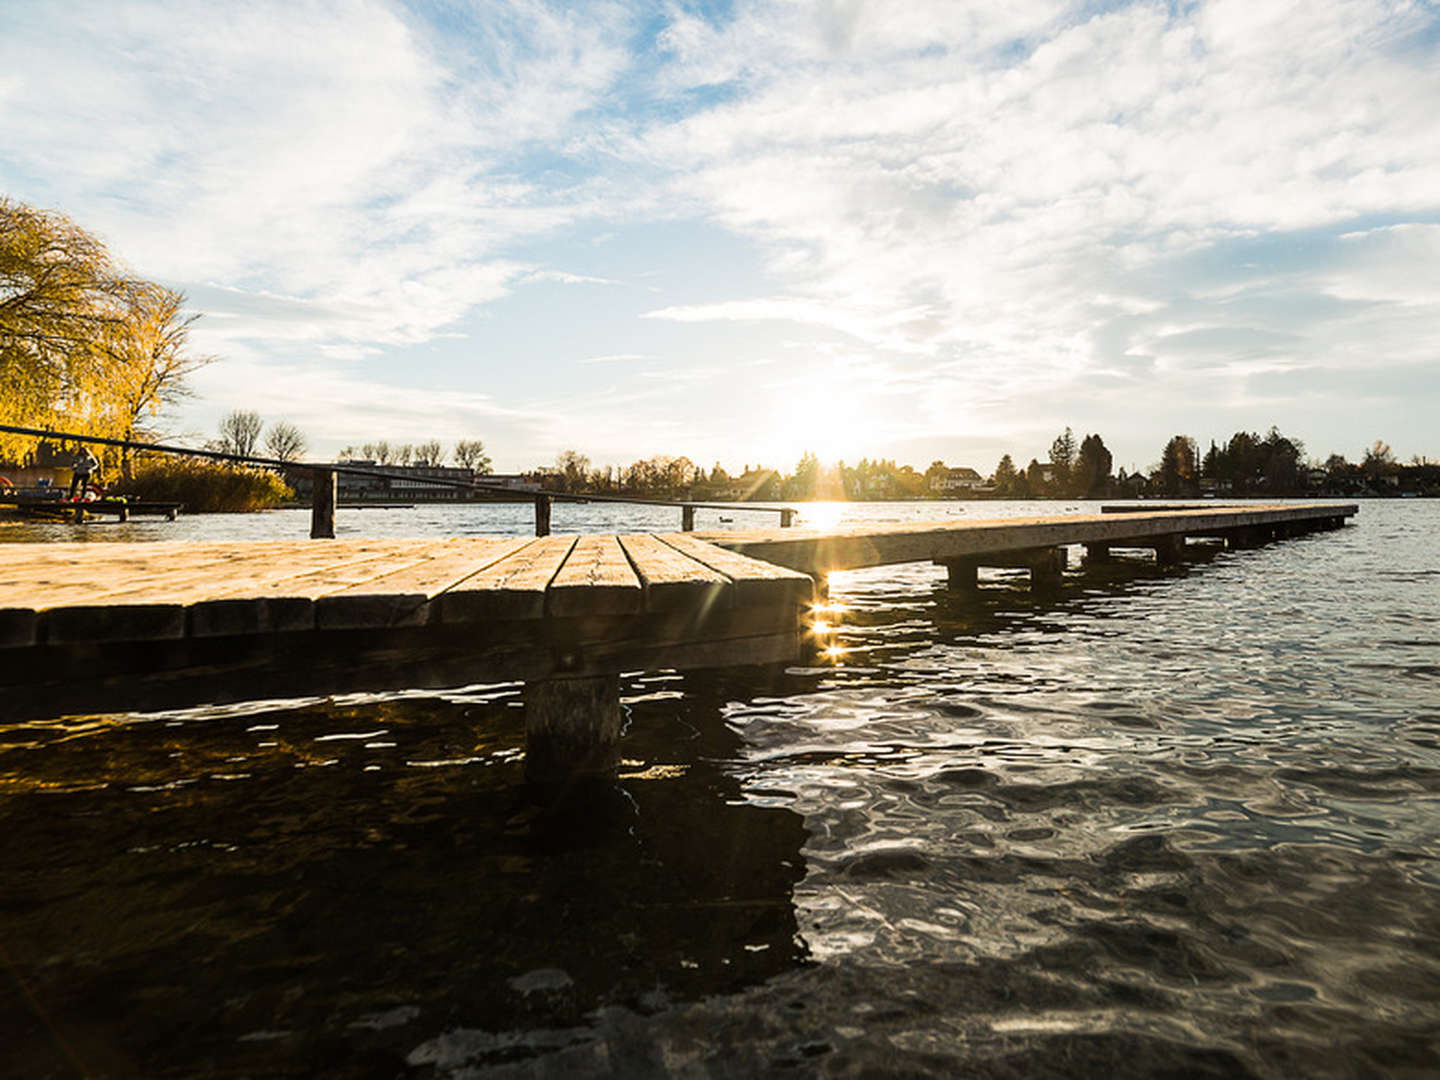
[0,503,1355,777]
[697,503,1357,592]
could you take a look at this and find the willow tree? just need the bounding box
[1,196,209,467]
[96,283,213,477]
[1,197,125,460]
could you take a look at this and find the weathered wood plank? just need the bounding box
[0,540,418,610]
[316,537,530,629]
[618,533,729,613]
[437,535,576,622]
[547,535,642,617]
[657,533,813,608]
[35,542,434,643]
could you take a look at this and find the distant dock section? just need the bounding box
[694,502,1358,590]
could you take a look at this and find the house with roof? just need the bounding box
[929,467,985,493]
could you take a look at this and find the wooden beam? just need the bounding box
[310,468,336,539]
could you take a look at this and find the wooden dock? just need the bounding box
[0,503,1355,777]
[695,503,1357,591]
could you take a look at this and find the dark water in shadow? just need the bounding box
[3,500,1438,1077]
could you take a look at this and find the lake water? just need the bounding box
[2,499,1437,1078]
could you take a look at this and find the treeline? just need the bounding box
[526,426,1436,503]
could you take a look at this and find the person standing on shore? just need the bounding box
[69,446,99,499]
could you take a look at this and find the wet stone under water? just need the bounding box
[1,500,1437,1077]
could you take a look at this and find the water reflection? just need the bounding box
[0,692,808,1075]
[3,501,1438,1077]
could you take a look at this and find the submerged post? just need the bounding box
[1028,547,1066,592]
[534,494,552,537]
[1154,533,1185,565]
[939,557,978,591]
[523,674,623,782]
[310,468,336,539]
[780,509,795,528]
[682,505,695,531]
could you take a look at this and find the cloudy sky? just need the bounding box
[3,0,1437,473]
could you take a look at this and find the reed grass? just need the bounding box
[118,456,292,513]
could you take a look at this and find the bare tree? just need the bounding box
[396,443,414,466]
[264,420,307,463]
[217,409,263,458]
[414,439,443,466]
[98,284,213,478]
[555,449,590,492]
[454,439,491,473]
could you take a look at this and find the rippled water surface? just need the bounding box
[3,500,1438,1078]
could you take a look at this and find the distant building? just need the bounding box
[929,467,984,493]
[721,469,781,501]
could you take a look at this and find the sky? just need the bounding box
[2,0,1438,475]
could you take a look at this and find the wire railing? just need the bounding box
[0,423,796,537]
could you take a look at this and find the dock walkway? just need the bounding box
[0,502,1355,777]
[695,503,1357,590]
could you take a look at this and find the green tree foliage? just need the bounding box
[993,453,1018,494]
[785,452,821,499]
[1048,427,1076,492]
[1074,434,1112,496]
[1159,435,1198,495]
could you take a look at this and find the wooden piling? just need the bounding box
[1083,542,1112,565]
[940,558,978,591]
[1153,533,1185,566]
[1028,547,1066,592]
[780,509,795,527]
[310,468,337,538]
[534,494,552,537]
[523,674,623,781]
[682,505,695,532]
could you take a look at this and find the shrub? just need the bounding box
[117,456,292,513]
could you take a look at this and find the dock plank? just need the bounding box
[657,533,814,608]
[619,533,729,613]
[38,542,433,643]
[317,537,530,629]
[548,535,642,617]
[437,536,576,621]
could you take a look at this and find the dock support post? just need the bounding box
[940,558,978,592]
[1083,543,1112,565]
[780,509,795,528]
[117,504,129,523]
[682,505,695,531]
[534,494,552,537]
[1029,547,1066,593]
[523,674,623,781]
[1226,527,1265,550]
[1154,534,1185,565]
[310,468,337,538]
